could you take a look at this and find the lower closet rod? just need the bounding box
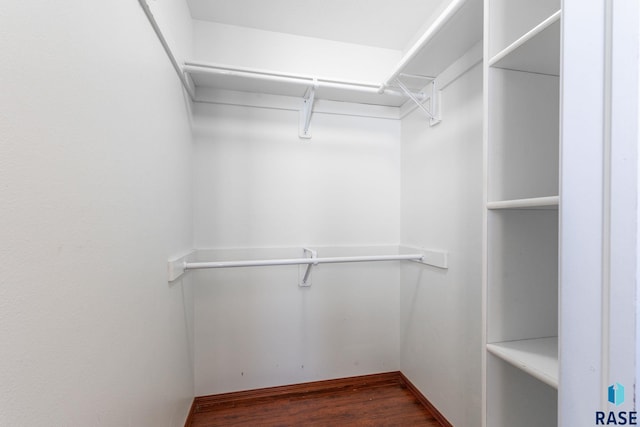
[185,254,424,270]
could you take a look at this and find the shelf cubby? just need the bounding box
[487,209,558,343]
[488,0,560,58]
[490,11,561,76]
[487,353,558,427]
[487,67,559,201]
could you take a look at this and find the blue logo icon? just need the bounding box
[608,383,625,406]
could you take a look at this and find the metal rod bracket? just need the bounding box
[299,247,318,287]
[299,79,318,139]
[395,77,441,126]
[429,80,442,126]
[167,250,196,282]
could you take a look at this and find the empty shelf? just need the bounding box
[487,337,558,389]
[394,0,483,80]
[487,196,559,210]
[489,11,561,76]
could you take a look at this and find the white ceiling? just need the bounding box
[186,0,451,51]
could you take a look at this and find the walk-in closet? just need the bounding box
[1,1,639,426]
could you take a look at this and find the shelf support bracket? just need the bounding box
[299,79,318,139]
[429,80,442,126]
[395,78,441,126]
[299,247,318,287]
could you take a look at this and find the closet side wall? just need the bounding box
[191,103,402,395]
[400,63,484,427]
[0,1,195,425]
[193,21,402,82]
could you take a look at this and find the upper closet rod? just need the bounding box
[185,253,424,270]
[183,62,425,100]
[378,0,467,93]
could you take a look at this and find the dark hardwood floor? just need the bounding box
[186,372,449,427]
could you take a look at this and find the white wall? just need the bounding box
[400,63,484,427]
[193,21,402,82]
[192,103,401,248]
[0,1,194,425]
[191,102,402,395]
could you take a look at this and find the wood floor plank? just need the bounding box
[187,372,445,427]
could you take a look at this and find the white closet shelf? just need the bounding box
[487,337,558,389]
[489,10,561,76]
[382,0,483,87]
[487,196,559,210]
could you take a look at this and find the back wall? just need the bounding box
[191,102,403,395]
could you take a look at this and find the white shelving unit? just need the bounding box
[484,0,561,425]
